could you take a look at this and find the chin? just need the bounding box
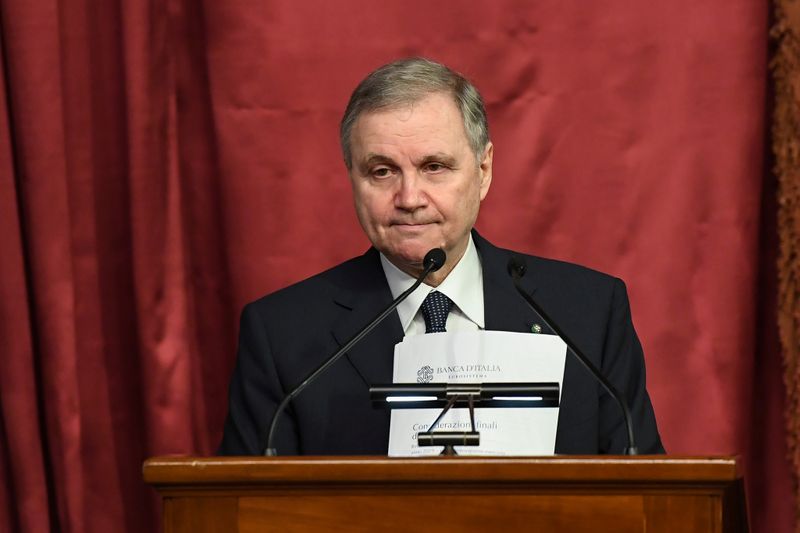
[383,244,431,270]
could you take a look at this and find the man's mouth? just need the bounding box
[391,220,434,226]
[392,222,433,231]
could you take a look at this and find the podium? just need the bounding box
[143,456,747,532]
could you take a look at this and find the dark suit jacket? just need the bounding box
[218,232,663,455]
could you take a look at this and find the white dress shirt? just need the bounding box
[380,235,485,336]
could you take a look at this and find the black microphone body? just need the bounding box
[264,248,446,455]
[507,256,639,455]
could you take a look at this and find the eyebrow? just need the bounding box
[360,154,396,172]
[417,153,458,167]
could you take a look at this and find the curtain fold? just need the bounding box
[0,34,53,530]
[1,0,189,530]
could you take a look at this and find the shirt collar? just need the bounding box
[380,235,485,332]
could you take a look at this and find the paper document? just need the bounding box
[388,330,567,456]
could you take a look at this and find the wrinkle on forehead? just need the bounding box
[349,93,472,169]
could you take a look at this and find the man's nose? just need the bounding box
[394,173,428,211]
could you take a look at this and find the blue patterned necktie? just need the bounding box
[421,291,454,333]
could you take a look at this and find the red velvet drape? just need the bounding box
[0,0,791,531]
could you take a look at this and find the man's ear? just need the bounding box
[479,142,493,200]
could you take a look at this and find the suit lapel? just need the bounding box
[331,249,404,387]
[474,232,588,454]
[474,231,548,335]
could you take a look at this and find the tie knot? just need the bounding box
[421,291,454,333]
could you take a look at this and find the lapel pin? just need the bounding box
[531,323,542,334]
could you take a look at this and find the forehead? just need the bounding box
[350,93,469,156]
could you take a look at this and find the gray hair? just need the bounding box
[340,57,490,169]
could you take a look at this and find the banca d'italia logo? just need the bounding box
[416,365,434,383]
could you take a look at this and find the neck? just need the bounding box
[421,264,452,287]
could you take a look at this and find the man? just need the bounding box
[218,58,663,455]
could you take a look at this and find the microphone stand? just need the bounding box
[508,257,639,455]
[264,249,446,455]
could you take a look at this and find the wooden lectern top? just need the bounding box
[144,454,740,484]
[144,456,747,533]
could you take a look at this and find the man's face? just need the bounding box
[347,92,493,282]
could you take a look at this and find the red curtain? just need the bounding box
[0,0,790,531]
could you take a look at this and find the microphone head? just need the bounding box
[423,248,447,272]
[507,255,527,279]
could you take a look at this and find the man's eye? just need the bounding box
[425,163,446,172]
[371,167,393,178]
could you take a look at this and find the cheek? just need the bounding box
[354,191,388,226]
[448,184,480,216]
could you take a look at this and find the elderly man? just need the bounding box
[218,58,663,455]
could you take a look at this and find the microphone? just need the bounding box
[507,255,639,455]
[264,248,447,455]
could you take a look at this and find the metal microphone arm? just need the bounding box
[263,249,446,455]
[508,258,638,455]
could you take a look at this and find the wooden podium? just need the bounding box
[143,456,747,532]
